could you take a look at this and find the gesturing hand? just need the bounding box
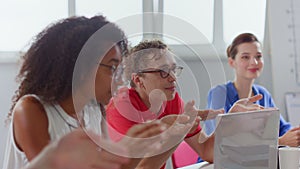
[197,109,224,121]
[27,129,129,169]
[229,94,264,113]
[117,121,167,158]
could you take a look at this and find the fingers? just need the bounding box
[161,114,190,126]
[126,121,164,137]
[290,126,300,132]
[244,104,265,111]
[248,94,263,103]
[174,114,190,123]
[197,109,224,121]
[135,123,166,138]
[92,150,128,169]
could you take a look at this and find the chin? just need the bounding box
[97,96,111,106]
[166,93,176,101]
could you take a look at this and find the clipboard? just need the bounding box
[285,92,300,127]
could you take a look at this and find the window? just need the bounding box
[223,0,267,45]
[0,0,267,59]
[76,0,143,46]
[163,0,214,44]
[0,0,68,52]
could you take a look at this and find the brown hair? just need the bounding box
[226,33,260,59]
[9,15,128,118]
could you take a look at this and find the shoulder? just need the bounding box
[13,95,49,137]
[13,95,47,122]
[12,95,50,155]
[253,84,271,96]
[208,83,227,95]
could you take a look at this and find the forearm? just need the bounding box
[25,144,57,169]
[135,146,178,169]
[121,158,143,169]
[185,132,214,163]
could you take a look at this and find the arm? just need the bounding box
[268,97,292,136]
[185,131,214,163]
[120,113,196,169]
[204,86,227,135]
[25,130,129,169]
[135,147,178,169]
[118,121,168,169]
[278,126,300,147]
[13,95,50,160]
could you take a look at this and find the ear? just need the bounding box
[228,57,235,68]
[131,73,144,88]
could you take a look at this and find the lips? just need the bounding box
[165,86,176,90]
[248,68,259,73]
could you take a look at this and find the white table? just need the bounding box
[177,162,214,169]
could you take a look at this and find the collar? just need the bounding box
[226,81,259,103]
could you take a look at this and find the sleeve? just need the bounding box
[265,90,292,136]
[206,85,227,110]
[204,85,227,135]
[279,115,292,136]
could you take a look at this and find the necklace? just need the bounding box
[53,104,84,130]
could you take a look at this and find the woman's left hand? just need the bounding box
[229,94,264,113]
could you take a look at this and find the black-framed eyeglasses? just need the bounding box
[99,63,117,73]
[137,66,183,79]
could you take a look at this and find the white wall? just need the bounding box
[0,62,18,166]
[268,0,300,122]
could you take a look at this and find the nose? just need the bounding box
[167,71,177,82]
[250,57,258,65]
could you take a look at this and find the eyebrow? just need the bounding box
[241,51,262,54]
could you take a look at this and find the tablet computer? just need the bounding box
[214,109,280,169]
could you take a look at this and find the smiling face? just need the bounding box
[229,42,264,81]
[95,45,122,105]
[133,49,179,104]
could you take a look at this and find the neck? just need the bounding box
[135,88,164,114]
[58,92,90,122]
[135,88,151,107]
[233,77,255,99]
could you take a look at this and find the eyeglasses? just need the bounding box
[138,66,183,79]
[99,63,117,73]
[99,63,125,83]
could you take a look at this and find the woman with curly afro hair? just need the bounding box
[3,15,167,169]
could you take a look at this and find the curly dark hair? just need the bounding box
[9,15,128,118]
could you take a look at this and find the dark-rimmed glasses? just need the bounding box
[137,66,183,79]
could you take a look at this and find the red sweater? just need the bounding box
[106,87,201,169]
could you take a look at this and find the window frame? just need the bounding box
[0,0,266,62]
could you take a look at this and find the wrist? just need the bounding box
[27,144,58,169]
[278,136,284,146]
[185,126,201,139]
